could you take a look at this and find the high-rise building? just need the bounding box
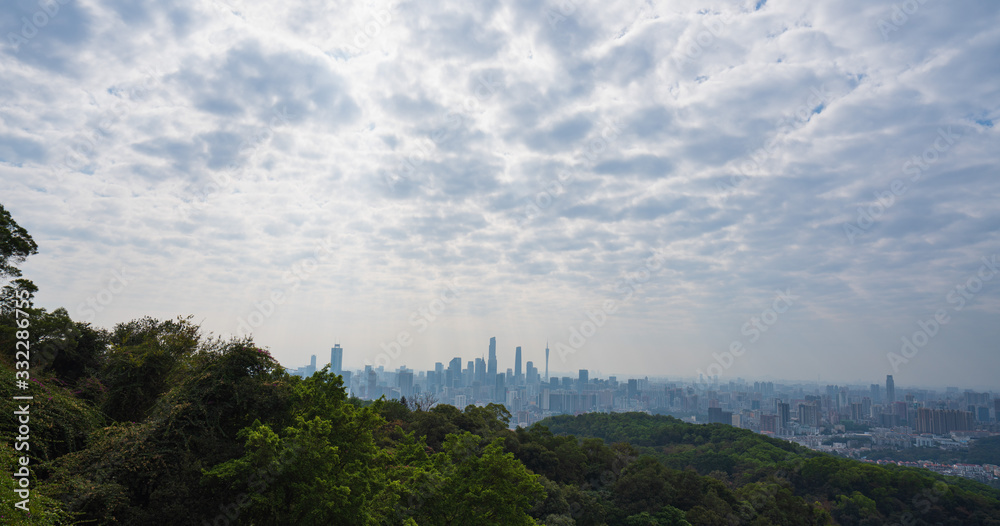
[886,375,895,404]
[917,408,975,434]
[578,369,589,390]
[494,373,505,402]
[398,370,413,398]
[487,337,497,379]
[306,355,317,376]
[760,414,778,434]
[777,402,791,434]
[514,346,522,384]
[545,342,549,382]
[526,361,538,385]
[798,403,819,427]
[331,344,343,375]
[474,358,486,384]
[447,358,462,388]
[870,384,881,404]
[365,365,377,398]
[708,407,733,425]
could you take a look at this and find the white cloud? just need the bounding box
[1,0,998,388]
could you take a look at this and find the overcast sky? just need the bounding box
[2,0,998,389]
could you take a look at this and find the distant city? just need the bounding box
[287,338,1000,485]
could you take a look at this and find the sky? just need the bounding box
[1,0,998,390]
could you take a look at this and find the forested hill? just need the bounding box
[536,412,1000,525]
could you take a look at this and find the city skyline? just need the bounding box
[289,339,1000,392]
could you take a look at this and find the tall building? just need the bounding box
[306,355,317,376]
[777,402,791,434]
[447,357,462,388]
[526,361,539,384]
[514,346,522,384]
[798,403,819,427]
[487,337,497,379]
[886,375,895,404]
[545,342,549,382]
[330,344,343,375]
[870,383,881,404]
[578,369,589,390]
[398,369,413,398]
[917,408,974,434]
[434,362,444,391]
[365,365,377,398]
[474,357,486,384]
[494,373,505,402]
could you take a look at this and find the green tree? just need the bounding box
[203,368,395,525]
[99,316,200,422]
[417,432,546,525]
[0,203,38,282]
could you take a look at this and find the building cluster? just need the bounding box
[288,342,1000,442]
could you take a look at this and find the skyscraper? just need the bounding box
[398,370,413,398]
[494,373,505,403]
[545,342,549,382]
[514,346,522,384]
[474,357,486,384]
[578,369,589,390]
[330,344,343,375]
[526,361,538,384]
[870,383,881,404]
[434,362,444,391]
[886,375,895,404]
[306,355,317,376]
[777,402,791,434]
[487,337,497,379]
[447,357,462,388]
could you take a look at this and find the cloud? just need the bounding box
[1,0,998,388]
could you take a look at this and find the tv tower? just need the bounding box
[545,341,549,382]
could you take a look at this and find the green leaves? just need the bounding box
[0,203,38,281]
